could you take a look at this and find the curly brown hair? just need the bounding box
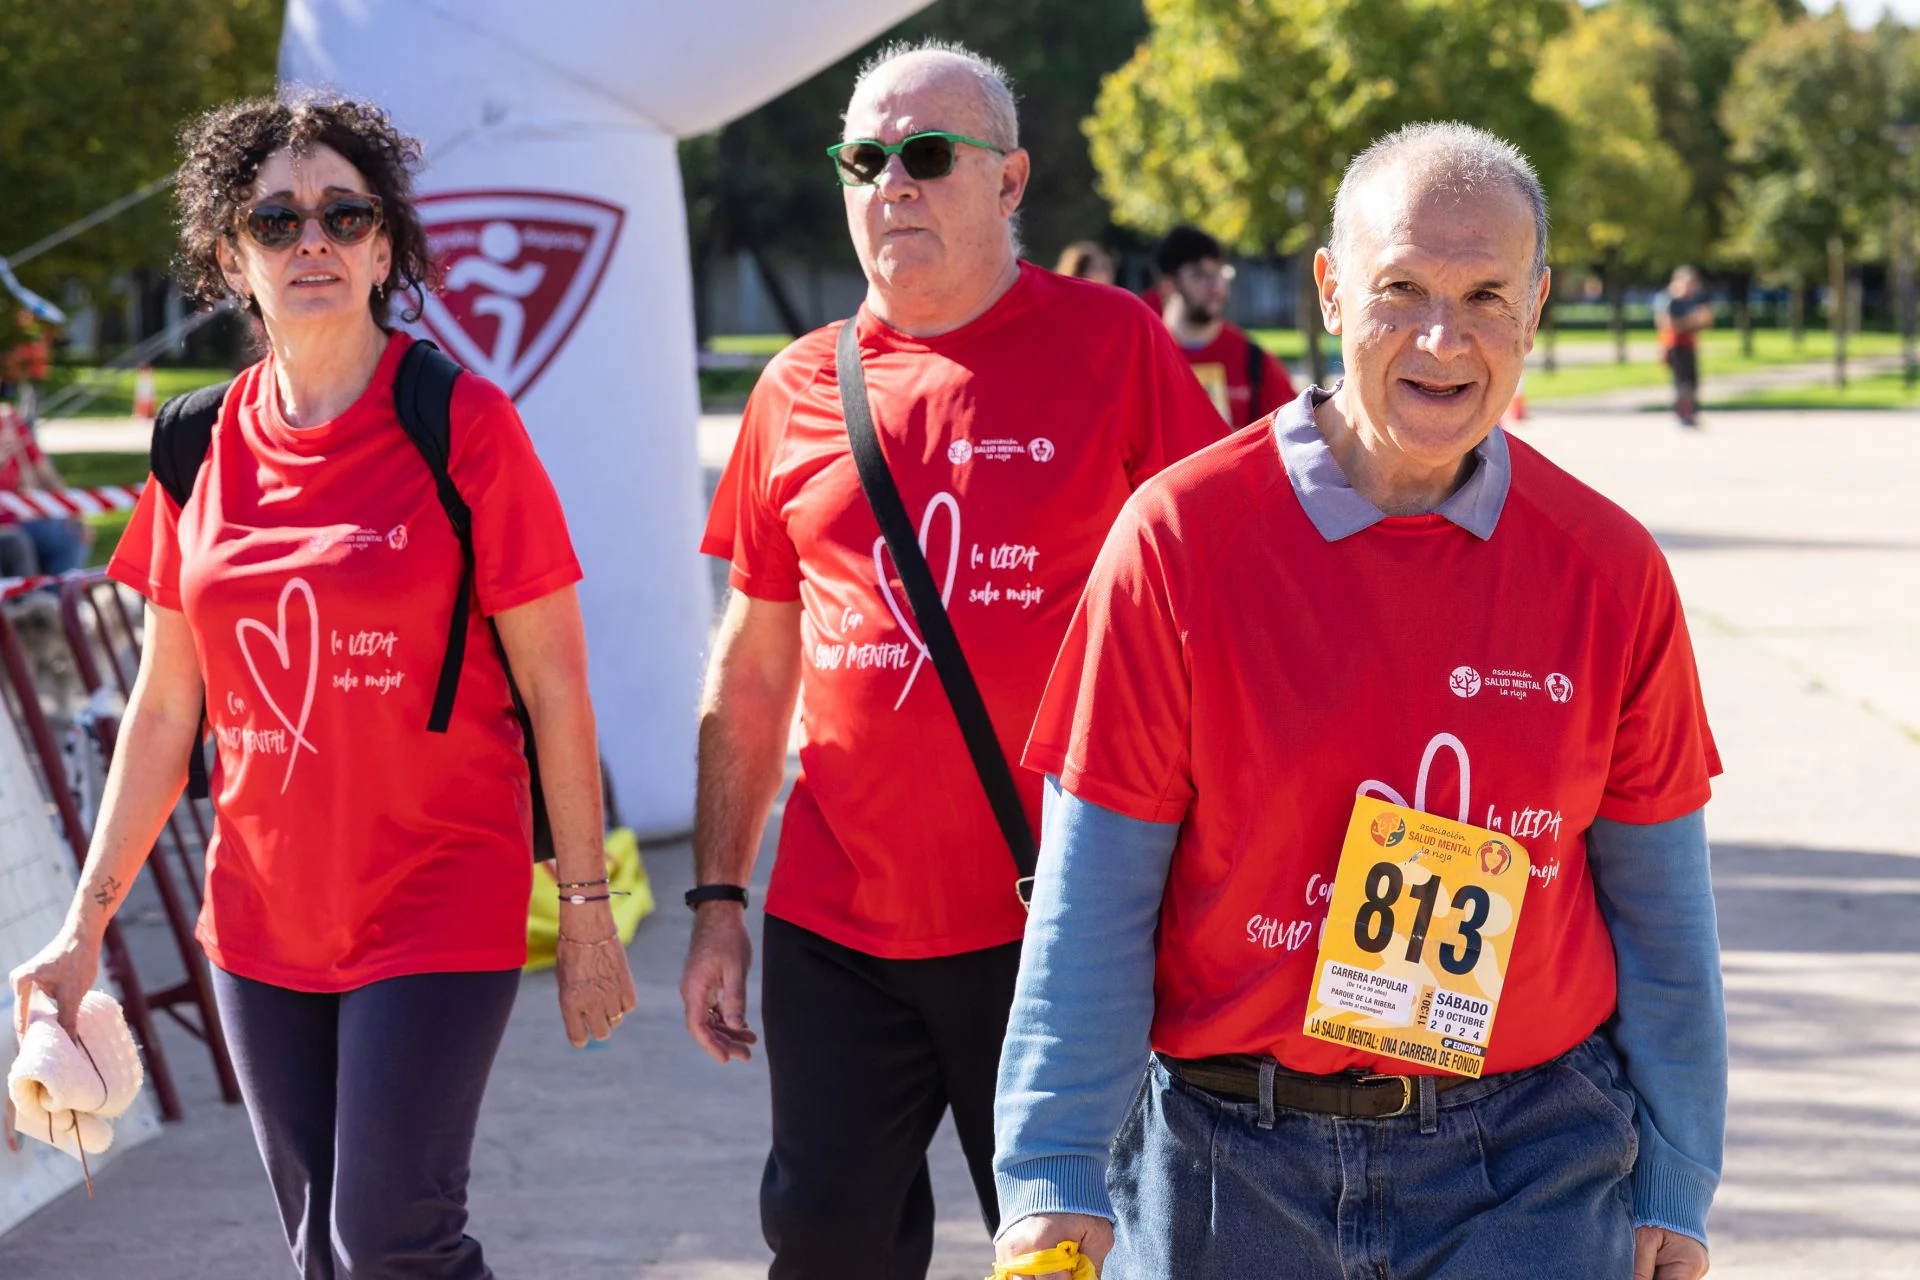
[174,92,436,325]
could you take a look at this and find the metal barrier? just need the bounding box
[0,577,238,1119]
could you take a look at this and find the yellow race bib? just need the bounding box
[1302,795,1531,1078]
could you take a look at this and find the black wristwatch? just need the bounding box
[684,884,750,911]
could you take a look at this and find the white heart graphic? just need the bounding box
[871,491,961,711]
[234,577,321,794]
[1357,731,1472,825]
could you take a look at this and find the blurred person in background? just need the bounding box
[1653,265,1712,427]
[1054,240,1116,285]
[1155,224,1295,426]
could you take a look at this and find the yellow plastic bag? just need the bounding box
[524,827,654,971]
[988,1241,1099,1280]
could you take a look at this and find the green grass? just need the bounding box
[1516,329,1909,402]
[50,452,148,488]
[706,334,795,357]
[1706,368,1920,410]
[84,511,132,567]
[1247,329,1339,364]
[40,365,229,419]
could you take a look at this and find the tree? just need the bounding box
[1085,0,1573,383]
[681,0,1148,337]
[1534,6,1703,363]
[1620,0,1800,355]
[1721,10,1895,385]
[1619,0,1802,243]
[0,0,283,325]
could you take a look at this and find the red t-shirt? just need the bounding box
[1179,322,1296,427]
[703,263,1226,958]
[109,331,581,991]
[1025,421,1720,1075]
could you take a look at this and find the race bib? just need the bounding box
[1302,794,1531,1078]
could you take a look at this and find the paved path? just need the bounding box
[3,406,1917,1277]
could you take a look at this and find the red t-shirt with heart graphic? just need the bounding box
[109,331,580,991]
[703,264,1226,958]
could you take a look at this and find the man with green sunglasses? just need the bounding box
[683,38,1226,1280]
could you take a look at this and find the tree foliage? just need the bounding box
[1616,0,1802,250]
[1533,5,1701,268]
[0,0,283,302]
[1720,10,1895,274]
[1084,0,1574,255]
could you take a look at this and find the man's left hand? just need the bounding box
[1634,1226,1708,1280]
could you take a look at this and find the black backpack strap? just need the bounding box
[392,340,471,734]
[1245,331,1264,421]
[150,380,231,508]
[391,339,553,862]
[834,320,1040,906]
[149,379,231,801]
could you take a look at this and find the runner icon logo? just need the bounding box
[415,190,625,399]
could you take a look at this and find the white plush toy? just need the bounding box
[9,989,144,1168]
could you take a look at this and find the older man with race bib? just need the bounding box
[993,123,1725,1280]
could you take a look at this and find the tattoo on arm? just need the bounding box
[90,876,122,908]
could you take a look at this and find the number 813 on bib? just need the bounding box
[1302,795,1533,1078]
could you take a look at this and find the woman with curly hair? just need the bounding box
[8,92,634,1278]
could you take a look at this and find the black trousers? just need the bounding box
[211,966,520,1280]
[759,915,1022,1280]
[1667,343,1700,415]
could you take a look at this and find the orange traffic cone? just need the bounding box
[131,365,157,420]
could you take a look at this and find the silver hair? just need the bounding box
[849,38,1020,151]
[1329,121,1549,285]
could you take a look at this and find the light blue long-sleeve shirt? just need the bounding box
[993,778,1727,1245]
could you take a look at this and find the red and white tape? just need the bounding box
[0,573,65,600]
[0,483,144,523]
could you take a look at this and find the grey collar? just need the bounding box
[1274,385,1511,542]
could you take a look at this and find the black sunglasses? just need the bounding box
[239,195,384,250]
[826,131,1006,186]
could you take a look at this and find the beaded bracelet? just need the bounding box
[555,877,610,890]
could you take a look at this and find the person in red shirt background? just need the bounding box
[681,40,1224,1279]
[9,94,634,1280]
[1155,224,1296,427]
[0,403,91,577]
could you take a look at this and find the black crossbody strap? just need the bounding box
[834,320,1039,905]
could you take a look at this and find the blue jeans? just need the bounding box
[1107,1034,1638,1280]
[22,518,85,574]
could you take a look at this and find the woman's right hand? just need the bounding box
[8,925,101,1039]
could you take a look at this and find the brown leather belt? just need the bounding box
[1158,1052,1475,1119]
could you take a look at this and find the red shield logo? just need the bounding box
[415,190,625,399]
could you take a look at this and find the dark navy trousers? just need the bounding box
[211,966,520,1280]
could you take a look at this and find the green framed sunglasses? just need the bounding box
[826,131,1006,186]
